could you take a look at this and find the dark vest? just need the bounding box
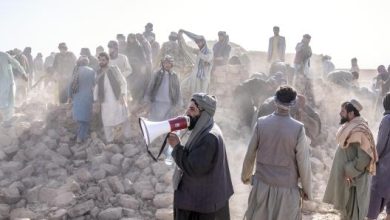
[255,113,304,188]
[97,66,121,102]
[174,124,234,213]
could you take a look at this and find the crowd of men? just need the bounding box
[1,23,390,220]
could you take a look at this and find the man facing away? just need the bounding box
[80,48,99,71]
[52,42,77,104]
[94,52,131,143]
[241,85,312,220]
[367,93,390,220]
[323,99,377,220]
[68,56,96,143]
[168,93,234,220]
[267,26,286,64]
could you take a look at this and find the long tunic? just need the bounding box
[370,113,390,199]
[94,68,128,127]
[192,49,213,94]
[53,51,77,103]
[44,54,55,71]
[148,72,172,121]
[181,46,213,94]
[241,111,312,220]
[34,57,44,79]
[323,142,371,220]
[0,52,26,109]
[172,124,234,214]
[294,42,312,76]
[144,70,182,121]
[109,54,132,78]
[268,35,286,62]
[212,41,231,66]
[150,41,160,64]
[69,66,95,122]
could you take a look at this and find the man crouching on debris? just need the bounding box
[167,93,234,220]
[241,85,312,220]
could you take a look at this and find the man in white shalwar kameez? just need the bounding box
[241,85,312,220]
[94,52,131,143]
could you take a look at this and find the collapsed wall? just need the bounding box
[0,101,176,220]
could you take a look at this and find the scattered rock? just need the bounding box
[310,157,325,173]
[48,208,67,220]
[1,161,24,173]
[0,203,10,219]
[111,153,124,167]
[153,193,173,208]
[118,194,140,209]
[67,199,95,218]
[51,191,76,207]
[98,207,122,220]
[10,208,37,219]
[108,176,125,194]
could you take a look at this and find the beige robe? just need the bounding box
[109,54,132,78]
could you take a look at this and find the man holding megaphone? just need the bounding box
[167,93,234,220]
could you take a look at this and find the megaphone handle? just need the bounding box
[155,133,170,161]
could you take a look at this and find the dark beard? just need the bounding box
[340,116,349,124]
[187,115,199,130]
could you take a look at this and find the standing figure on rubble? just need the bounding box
[0,51,28,126]
[94,52,131,143]
[68,56,96,143]
[267,26,286,64]
[53,42,77,104]
[213,31,231,67]
[178,29,213,94]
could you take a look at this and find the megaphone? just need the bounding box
[139,116,190,146]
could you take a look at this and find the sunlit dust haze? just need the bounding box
[1,0,389,69]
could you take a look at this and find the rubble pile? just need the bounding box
[0,102,175,220]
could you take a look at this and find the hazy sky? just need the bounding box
[0,0,389,69]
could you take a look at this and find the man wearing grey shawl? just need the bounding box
[178,29,213,94]
[168,93,233,220]
[144,55,182,121]
[241,85,312,220]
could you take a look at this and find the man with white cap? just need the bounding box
[324,99,378,220]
